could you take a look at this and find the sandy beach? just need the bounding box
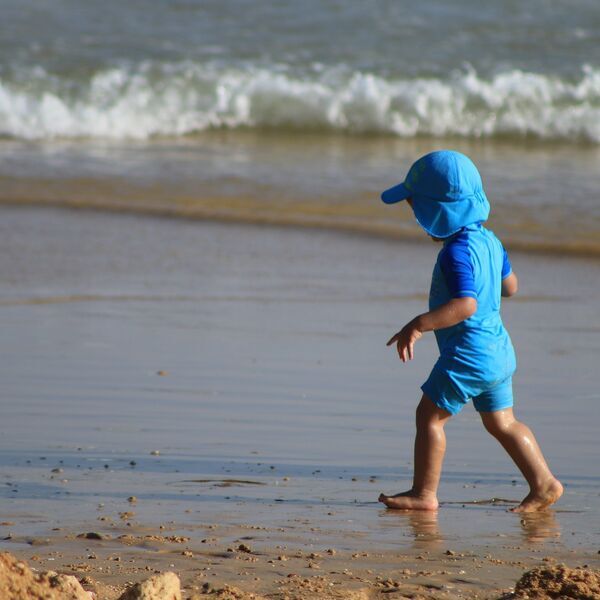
[2,1,600,596]
[0,206,599,598]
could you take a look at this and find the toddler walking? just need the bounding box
[378,150,562,513]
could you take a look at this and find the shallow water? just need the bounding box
[2,0,600,259]
[0,207,598,556]
[2,134,600,255]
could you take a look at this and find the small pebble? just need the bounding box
[77,532,107,540]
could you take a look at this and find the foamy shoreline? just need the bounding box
[2,62,600,143]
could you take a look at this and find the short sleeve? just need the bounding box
[439,242,477,299]
[501,247,512,279]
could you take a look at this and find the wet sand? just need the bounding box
[1,515,595,600]
[1,133,600,257]
[0,206,599,598]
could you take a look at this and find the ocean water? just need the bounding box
[1,0,600,254]
[2,0,600,141]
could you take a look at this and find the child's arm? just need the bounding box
[500,244,517,297]
[387,297,477,363]
[501,272,518,297]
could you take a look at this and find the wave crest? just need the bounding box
[1,62,599,142]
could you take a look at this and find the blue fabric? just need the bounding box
[422,370,514,415]
[439,232,512,297]
[381,150,490,238]
[439,239,477,299]
[501,247,512,280]
[472,376,514,413]
[422,224,516,412]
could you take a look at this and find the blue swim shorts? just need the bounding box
[421,364,514,416]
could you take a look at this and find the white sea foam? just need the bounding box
[0,62,599,142]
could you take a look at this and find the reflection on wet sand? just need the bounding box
[379,510,443,550]
[379,504,562,550]
[518,511,561,544]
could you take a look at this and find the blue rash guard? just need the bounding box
[421,223,517,414]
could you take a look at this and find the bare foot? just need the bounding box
[378,490,438,511]
[510,478,563,513]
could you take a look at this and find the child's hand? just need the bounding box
[386,319,423,362]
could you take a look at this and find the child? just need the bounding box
[378,150,563,513]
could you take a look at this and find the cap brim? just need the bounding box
[381,182,410,204]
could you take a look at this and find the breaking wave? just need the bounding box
[1,62,599,142]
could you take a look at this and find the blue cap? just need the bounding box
[381,150,490,238]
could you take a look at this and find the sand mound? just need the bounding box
[118,571,181,600]
[514,564,600,599]
[0,551,91,600]
[189,583,266,600]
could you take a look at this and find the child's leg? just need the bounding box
[379,394,451,510]
[479,408,563,512]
